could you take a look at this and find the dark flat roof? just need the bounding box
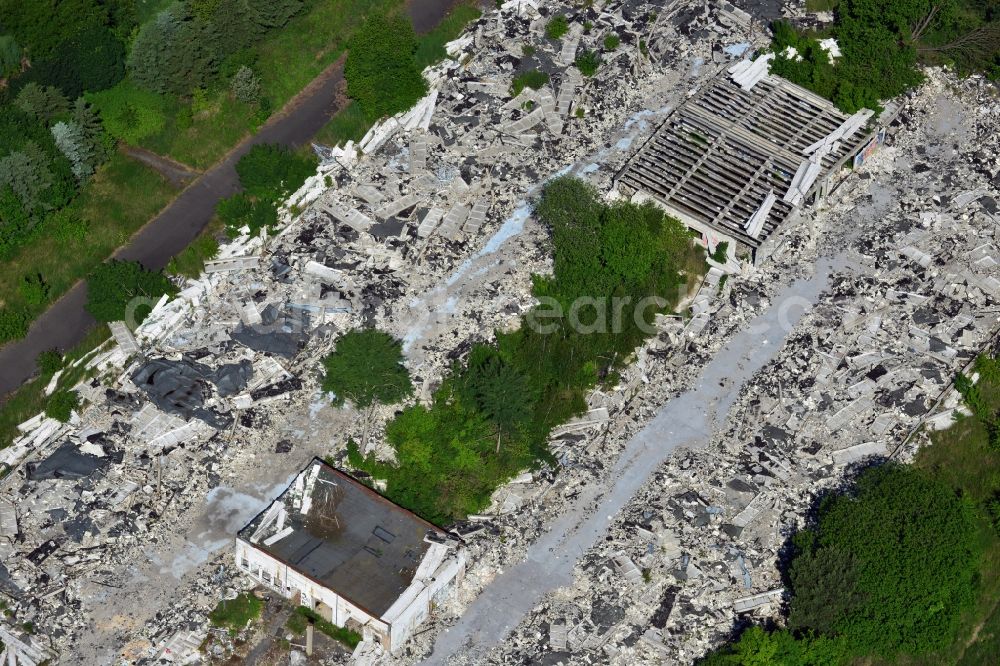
[239,459,444,617]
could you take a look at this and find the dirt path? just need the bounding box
[120,145,200,188]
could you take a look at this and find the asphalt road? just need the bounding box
[0,0,466,400]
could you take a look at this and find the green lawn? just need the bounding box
[0,151,177,320]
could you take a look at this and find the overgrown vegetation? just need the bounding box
[45,389,80,423]
[84,259,176,324]
[208,592,263,637]
[0,326,109,449]
[286,606,362,648]
[703,353,1000,665]
[770,0,1000,113]
[348,177,705,523]
[216,144,316,237]
[345,13,428,122]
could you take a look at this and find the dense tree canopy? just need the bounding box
[702,464,983,665]
[321,329,413,408]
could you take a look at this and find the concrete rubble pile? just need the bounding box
[0,0,996,664]
[0,0,740,662]
[395,69,1000,665]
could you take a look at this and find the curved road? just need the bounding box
[0,0,467,400]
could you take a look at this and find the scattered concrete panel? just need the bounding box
[831,441,887,466]
[802,109,872,156]
[744,190,776,239]
[0,626,57,666]
[410,136,428,174]
[463,199,489,236]
[203,256,260,273]
[374,193,421,220]
[354,184,385,205]
[728,53,774,91]
[323,201,374,232]
[109,321,140,356]
[304,261,345,286]
[550,621,568,651]
[730,495,763,528]
[438,204,470,241]
[503,107,546,135]
[953,188,987,208]
[417,208,445,238]
[733,588,784,613]
[159,629,207,663]
[610,552,644,585]
[0,499,18,538]
[556,69,583,116]
[557,26,582,66]
[826,396,873,431]
[900,246,933,268]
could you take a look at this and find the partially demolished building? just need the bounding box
[236,459,465,654]
[617,53,875,262]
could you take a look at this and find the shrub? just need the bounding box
[209,593,263,637]
[321,329,412,408]
[545,15,569,40]
[217,193,278,237]
[36,349,63,375]
[19,273,49,307]
[710,241,729,263]
[0,307,30,343]
[603,34,620,50]
[85,260,176,324]
[345,13,428,120]
[575,49,600,76]
[0,35,21,78]
[235,144,316,202]
[45,389,79,423]
[510,69,549,96]
[48,209,89,245]
[286,607,361,648]
[87,82,167,145]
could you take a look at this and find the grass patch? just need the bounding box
[413,1,482,70]
[0,151,176,325]
[315,100,373,147]
[0,325,110,450]
[805,0,839,10]
[209,593,263,637]
[167,216,223,280]
[286,606,362,649]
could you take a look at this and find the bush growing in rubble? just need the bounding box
[344,13,428,121]
[235,144,316,202]
[545,15,569,40]
[321,329,412,409]
[84,259,176,324]
[45,389,79,423]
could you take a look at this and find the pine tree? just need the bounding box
[72,97,113,162]
[14,82,68,124]
[0,34,21,78]
[51,121,96,181]
[230,65,261,104]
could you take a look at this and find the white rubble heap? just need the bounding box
[0,1,996,665]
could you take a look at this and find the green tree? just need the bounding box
[216,192,278,236]
[458,346,537,452]
[46,389,80,422]
[0,306,30,343]
[14,82,69,124]
[235,144,315,201]
[21,22,125,98]
[127,3,217,94]
[321,329,412,408]
[0,35,21,78]
[344,13,428,120]
[85,260,176,323]
[37,349,63,375]
[51,121,97,181]
[0,143,55,216]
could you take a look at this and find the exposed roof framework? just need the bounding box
[619,69,872,249]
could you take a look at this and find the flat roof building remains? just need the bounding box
[617,54,874,256]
